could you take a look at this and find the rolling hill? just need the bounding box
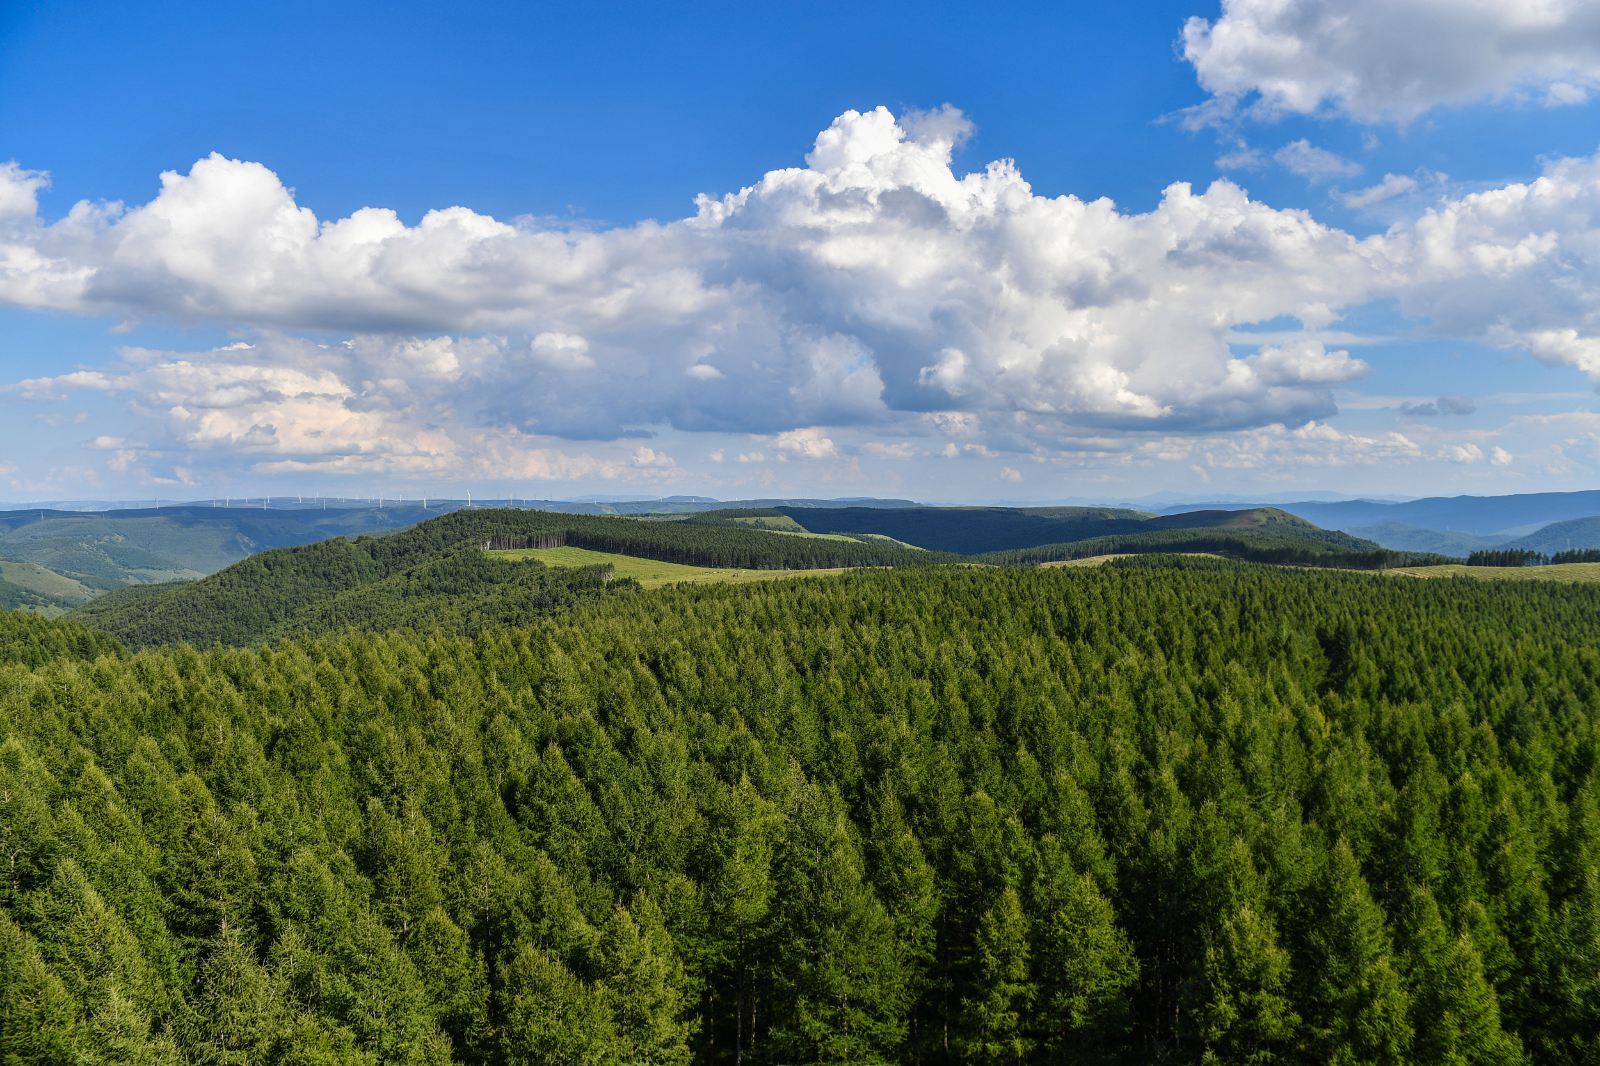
[1500,515,1600,554]
[73,507,949,646]
[700,504,1380,556]
[1342,522,1509,556]
[0,504,445,591]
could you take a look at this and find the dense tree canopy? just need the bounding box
[5,559,1599,1062]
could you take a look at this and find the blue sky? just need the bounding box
[3,0,1600,502]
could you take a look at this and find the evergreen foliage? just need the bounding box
[978,529,1450,568]
[745,504,1378,556]
[3,561,1598,1061]
[75,509,945,647]
[1467,550,1547,568]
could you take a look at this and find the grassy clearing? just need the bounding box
[0,559,99,605]
[1041,552,1225,569]
[728,515,808,532]
[489,546,850,588]
[1386,562,1600,583]
[854,532,927,551]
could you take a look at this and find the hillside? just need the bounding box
[1501,515,1600,554]
[975,526,1442,568]
[709,504,1375,556]
[6,563,1597,1062]
[491,545,851,587]
[1345,522,1507,556]
[74,508,947,646]
[0,559,101,613]
[0,504,443,591]
[1389,561,1600,583]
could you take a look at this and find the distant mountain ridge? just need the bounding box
[1502,516,1600,554]
[1192,489,1600,538]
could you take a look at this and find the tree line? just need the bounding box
[1467,549,1600,567]
[976,528,1453,569]
[3,560,1598,1062]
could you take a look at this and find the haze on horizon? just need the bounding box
[5,1,1600,503]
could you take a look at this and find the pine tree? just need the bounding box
[0,912,87,1064]
[499,943,620,1066]
[961,884,1036,1063]
[1401,886,1524,1066]
[1196,904,1299,1065]
[596,898,694,1065]
[1031,849,1138,1059]
[1303,841,1413,1064]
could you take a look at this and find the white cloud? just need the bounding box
[1216,146,1266,171]
[1391,152,1600,381]
[1000,466,1022,483]
[0,107,1395,442]
[0,163,49,222]
[773,427,838,460]
[530,332,594,369]
[863,441,917,460]
[630,446,674,469]
[1337,173,1419,209]
[1189,420,1424,469]
[1232,340,1367,386]
[1274,140,1362,183]
[10,106,1600,486]
[1183,0,1600,124]
[1439,443,1486,463]
[11,336,681,483]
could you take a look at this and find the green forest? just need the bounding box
[74,510,944,648]
[4,551,1599,1063]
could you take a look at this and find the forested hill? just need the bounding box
[5,563,1598,1062]
[977,529,1449,569]
[0,504,445,612]
[72,508,948,647]
[701,503,1383,556]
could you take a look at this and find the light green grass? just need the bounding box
[1041,552,1224,569]
[1386,562,1600,583]
[728,515,808,532]
[854,532,927,551]
[489,546,849,588]
[0,559,99,604]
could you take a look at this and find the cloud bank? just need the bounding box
[1183,0,1600,123]
[3,105,1595,481]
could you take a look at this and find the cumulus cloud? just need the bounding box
[11,336,682,483]
[1183,0,1600,124]
[0,106,1394,448]
[7,105,1600,481]
[1391,152,1600,380]
[1439,443,1486,463]
[773,428,838,460]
